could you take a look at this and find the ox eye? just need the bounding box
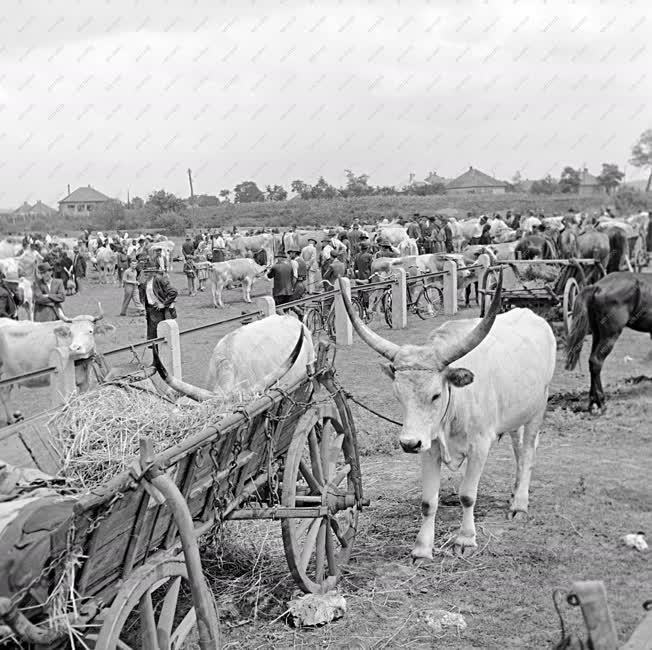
[431,393,440,402]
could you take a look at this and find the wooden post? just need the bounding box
[49,348,77,406]
[571,581,618,650]
[256,296,276,317]
[335,277,353,345]
[443,259,458,315]
[391,267,407,329]
[157,319,182,380]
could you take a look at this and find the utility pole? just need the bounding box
[187,168,195,224]
[127,189,130,209]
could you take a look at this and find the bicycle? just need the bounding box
[381,277,443,328]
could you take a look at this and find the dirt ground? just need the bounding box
[7,265,652,648]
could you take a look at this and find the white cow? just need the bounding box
[0,305,113,422]
[0,240,23,259]
[398,238,419,257]
[208,258,268,308]
[228,233,279,262]
[339,278,556,558]
[154,314,314,400]
[95,246,117,284]
[378,226,409,247]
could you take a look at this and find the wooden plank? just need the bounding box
[0,412,61,474]
[622,610,652,650]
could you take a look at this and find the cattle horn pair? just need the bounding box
[56,302,104,324]
[336,269,503,367]
[153,327,305,402]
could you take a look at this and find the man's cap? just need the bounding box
[307,237,317,244]
[38,262,52,273]
[360,233,369,239]
[143,265,162,273]
[287,247,300,254]
[359,241,370,249]
[328,229,336,237]
[185,234,191,239]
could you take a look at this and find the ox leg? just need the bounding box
[454,436,491,553]
[509,426,524,493]
[412,445,442,561]
[510,416,542,518]
[588,333,619,412]
[243,278,252,303]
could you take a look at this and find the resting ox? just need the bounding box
[338,276,556,558]
[208,258,268,308]
[0,304,113,423]
[154,314,314,399]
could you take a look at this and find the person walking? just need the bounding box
[138,266,178,341]
[301,237,319,292]
[120,259,146,316]
[353,241,373,281]
[183,255,197,296]
[71,246,86,294]
[266,252,294,306]
[33,262,66,322]
[287,248,307,301]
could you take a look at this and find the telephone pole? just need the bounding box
[187,168,195,224]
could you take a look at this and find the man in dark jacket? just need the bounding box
[138,267,178,340]
[353,241,373,281]
[287,248,307,302]
[267,253,294,306]
[72,246,86,293]
[0,271,20,319]
[33,263,66,322]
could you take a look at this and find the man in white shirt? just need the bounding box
[300,237,319,292]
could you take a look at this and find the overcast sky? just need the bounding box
[1,0,650,207]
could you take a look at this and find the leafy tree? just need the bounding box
[146,189,186,215]
[630,128,652,192]
[530,175,560,195]
[597,163,625,195]
[195,193,220,207]
[265,184,288,201]
[218,189,231,202]
[511,171,522,185]
[130,196,144,209]
[233,181,265,203]
[373,185,399,196]
[290,179,312,199]
[310,176,339,199]
[92,199,126,230]
[404,182,446,196]
[341,169,373,197]
[558,166,580,193]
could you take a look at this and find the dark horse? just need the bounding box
[566,272,652,412]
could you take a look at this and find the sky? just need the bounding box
[0,0,650,207]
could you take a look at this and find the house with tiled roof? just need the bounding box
[447,166,507,195]
[578,168,605,196]
[424,170,448,185]
[58,185,112,217]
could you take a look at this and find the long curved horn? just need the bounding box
[437,268,503,368]
[260,325,304,389]
[152,348,214,402]
[337,277,399,361]
[92,301,104,322]
[56,307,74,323]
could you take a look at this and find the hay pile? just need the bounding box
[49,386,239,491]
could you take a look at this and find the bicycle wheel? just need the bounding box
[351,295,370,324]
[415,285,443,319]
[303,307,323,337]
[325,305,336,340]
[382,291,392,328]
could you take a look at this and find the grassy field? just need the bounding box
[5,264,652,648]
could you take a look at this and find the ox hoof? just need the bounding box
[589,403,606,415]
[508,509,529,522]
[450,534,477,557]
[410,549,433,563]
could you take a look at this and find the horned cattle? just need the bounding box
[208,258,268,308]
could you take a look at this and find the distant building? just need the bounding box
[578,168,606,196]
[5,200,57,223]
[58,185,112,217]
[447,166,507,195]
[423,170,448,186]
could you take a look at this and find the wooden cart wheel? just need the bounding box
[479,268,500,317]
[563,276,580,336]
[281,404,361,594]
[88,557,220,650]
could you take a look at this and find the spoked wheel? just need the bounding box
[382,291,392,328]
[479,268,500,317]
[281,404,361,594]
[563,276,580,336]
[325,305,336,341]
[88,558,220,650]
[303,306,323,338]
[415,284,443,319]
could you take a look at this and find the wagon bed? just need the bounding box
[0,341,366,649]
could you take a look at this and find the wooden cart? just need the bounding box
[0,342,366,649]
[479,258,606,335]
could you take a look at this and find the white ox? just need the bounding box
[95,246,117,284]
[208,258,268,308]
[397,238,419,257]
[339,278,556,558]
[0,305,113,422]
[154,314,314,400]
[0,240,23,259]
[377,226,409,247]
[228,233,278,262]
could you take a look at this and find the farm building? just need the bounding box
[578,168,606,196]
[4,200,57,223]
[58,185,112,217]
[447,166,507,195]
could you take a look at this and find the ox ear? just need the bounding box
[53,325,71,339]
[380,362,395,380]
[445,367,474,387]
[94,321,116,336]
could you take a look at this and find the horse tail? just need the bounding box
[606,228,626,273]
[565,285,598,370]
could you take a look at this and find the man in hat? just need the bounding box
[71,246,86,294]
[182,234,195,260]
[301,236,319,292]
[266,252,294,306]
[138,266,178,340]
[0,269,21,319]
[347,222,362,257]
[33,262,65,322]
[211,231,226,263]
[376,238,399,259]
[406,215,421,240]
[353,240,373,281]
[287,248,307,304]
[322,249,347,288]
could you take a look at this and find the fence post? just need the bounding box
[335,278,353,346]
[443,260,458,315]
[49,349,76,406]
[391,267,407,329]
[256,296,276,317]
[157,319,182,380]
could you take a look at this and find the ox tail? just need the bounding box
[152,348,214,402]
[565,285,597,370]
